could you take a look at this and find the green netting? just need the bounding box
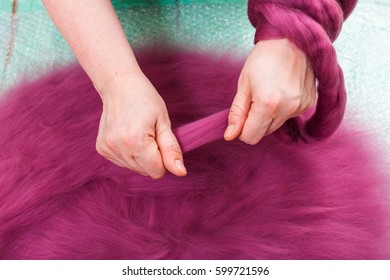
[0,2,253,90]
[0,0,246,12]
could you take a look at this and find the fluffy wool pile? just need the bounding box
[0,49,389,259]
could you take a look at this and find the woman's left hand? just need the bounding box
[224,39,316,144]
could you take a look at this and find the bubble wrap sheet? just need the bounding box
[0,0,389,156]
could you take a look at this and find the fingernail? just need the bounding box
[175,159,187,174]
[224,125,235,139]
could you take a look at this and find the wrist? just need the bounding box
[255,39,308,63]
[94,67,145,98]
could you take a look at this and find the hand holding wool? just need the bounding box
[225,39,316,144]
[95,72,187,178]
[43,0,186,178]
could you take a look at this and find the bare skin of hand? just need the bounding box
[224,39,316,144]
[95,72,187,179]
[43,0,186,177]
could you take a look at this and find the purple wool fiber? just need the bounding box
[248,0,358,143]
[0,49,389,259]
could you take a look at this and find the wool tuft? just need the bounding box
[0,49,389,259]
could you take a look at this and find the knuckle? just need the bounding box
[291,88,302,100]
[278,90,300,114]
[229,103,246,121]
[156,118,172,134]
[158,120,172,131]
[131,150,142,161]
[96,141,109,157]
[288,99,301,113]
[95,144,105,156]
[123,134,137,149]
[160,142,182,154]
[284,89,302,105]
[104,132,118,150]
[133,133,153,154]
[131,141,149,160]
[263,99,279,115]
[228,104,248,123]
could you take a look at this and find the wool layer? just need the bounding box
[0,49,389,259]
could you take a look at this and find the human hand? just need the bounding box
[224,39,316,144]
[95,72,187,178]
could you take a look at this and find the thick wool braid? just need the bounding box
[338,0,359,19]
[251,0,344,40]
[248,0,357,143]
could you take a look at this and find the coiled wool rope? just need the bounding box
[248,0,358,143]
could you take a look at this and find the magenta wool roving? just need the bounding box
[0,49,389,259]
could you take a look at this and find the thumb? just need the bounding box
[156,118,187,177]
[224,88,251,141]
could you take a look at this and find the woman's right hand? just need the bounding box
[95,72,187,178]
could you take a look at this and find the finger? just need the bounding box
[98,128,146,176]
[123,133,166,179]
[307,76,317,107]
[101,137,149,176]
[239,100,276,145]
[96,112,105,144]
[113,143,150,175]
[300,62,317,112]
[95,111,108,157]
[105,153,148,176]
[293,88,316,117]
[265,98,304,136]
[265,117,285,136]
[104,154,128,168]
[224,89,251,141]
[156,120,186,177]
[100,129,151,176]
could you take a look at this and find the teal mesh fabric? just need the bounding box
[0,0,390,152]
[0,1,251,90]
[0,0,246,11]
